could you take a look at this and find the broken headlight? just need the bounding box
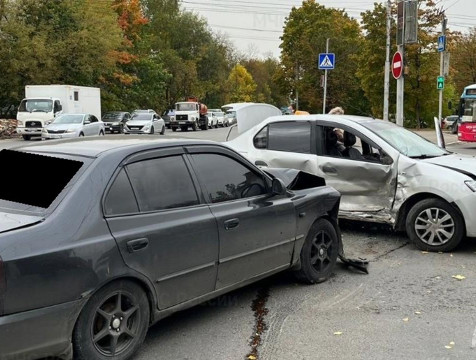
[465,180,476,192]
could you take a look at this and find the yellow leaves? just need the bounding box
[452,275,466,281]
[402,317,409,322]
[333,331,343,335]
[445,341,455,349]
[414,311,422,315]
[247,356,257,360]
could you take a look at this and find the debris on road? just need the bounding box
[402,317,409,322]
[452,275,466,281]
[333,331,343,336]
[0,119,17,139]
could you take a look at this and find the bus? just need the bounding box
[458,84,476,142]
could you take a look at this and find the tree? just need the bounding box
[225,64,257,103]
[451,27,476,95]
[278,1,366,114]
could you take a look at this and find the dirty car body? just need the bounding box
[0,138,341,360]
[227,115,476,251]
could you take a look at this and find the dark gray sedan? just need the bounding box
[0,138,341,360]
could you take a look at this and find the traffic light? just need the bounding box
[437,76,445,90]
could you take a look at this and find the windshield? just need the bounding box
[131,114,153,121]
[18,99,53,113]
[176,103,196,111]
[102,113,122,120]
[462,99,476,122]
[0,150,84,212]
[53,114,84,124]
[363,121,448,158]
[225,111,236,118]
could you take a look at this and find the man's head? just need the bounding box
[329,107,344,115]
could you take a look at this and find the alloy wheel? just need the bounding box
[310,230,334,273]
[414,207,455,246]
[91,291,141,357]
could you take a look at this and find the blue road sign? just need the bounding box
[438,35,446,52]
[318,53,335,70]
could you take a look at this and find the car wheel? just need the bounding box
[172,127,177,132]
[451,123,458,135]
[192,121,198,131]
[73,280,150,360]
[225,122,229,127]
[160,125,165,135]
[406,198,465,252]
[149,126,154,135]
[22,135,31,141]
[79,132,84,137]
[294,218,339,284]
[181,126,188,132]
[99,130,105,136]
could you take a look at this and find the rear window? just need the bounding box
[0,150,83,209]
[268,122,311,153]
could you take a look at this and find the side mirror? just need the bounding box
[84,120,91,125]
[271,178,287,196]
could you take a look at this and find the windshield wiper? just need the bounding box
[409,154,440,159]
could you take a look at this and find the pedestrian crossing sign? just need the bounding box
[318,53,335,70]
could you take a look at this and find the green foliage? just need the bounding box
[225,64,257,103]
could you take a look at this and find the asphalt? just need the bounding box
[2,126,476,360]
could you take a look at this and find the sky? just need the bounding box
[181,0,476,58]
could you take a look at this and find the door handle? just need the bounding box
[224,218,240,230]
[322,166,338,174]
[255,160,268,167]
[126,238,149,253]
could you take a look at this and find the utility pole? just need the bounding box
[383,0,391,121]
[322,38,330,114]
[438,13,447,125]
[295,64,299,111]
[396,0,405,127]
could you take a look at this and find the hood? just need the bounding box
[17,111,54,122]
[126,120,151,126]
[47,123,82,131]
[0,211,43,234]
[423,153,476,179]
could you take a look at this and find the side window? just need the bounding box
[104,169,139,216]
[90,115,98,123]
[127,156,199,212]
[268,122,311,153]
[322,126,388,163]
[192,154,267,203]
[253,126,268,149]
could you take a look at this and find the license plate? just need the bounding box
[179,122,186,125]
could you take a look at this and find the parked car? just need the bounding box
[0,138,342,359]
[132,109,157,115]
[223,111,236,127]
[102,111,131,134]
[228,115,476,252]
[124,113,165,135]
[42,113,105,139]
[161,109,175,129]
[449,115,462,134]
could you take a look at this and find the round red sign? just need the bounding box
[392,51,403,79]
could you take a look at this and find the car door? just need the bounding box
[82,115,93,136]
[315,123,397,218]
[89,115,101,135]
[104,148,219,309]
[186,146,296,289]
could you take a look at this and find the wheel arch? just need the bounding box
[394,192,466,232]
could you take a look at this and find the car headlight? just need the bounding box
[44,121,52,126]
[170,116,175,121]
[17,121,24,126]
[66,128,77,133]
[465,180,476,192]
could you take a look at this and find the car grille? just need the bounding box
[176,115,188,121]
[128,126,144,130]
[26,121,42,128]
[47,130,66,134]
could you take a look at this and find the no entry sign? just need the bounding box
[392,51,403,79]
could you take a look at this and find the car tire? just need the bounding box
[172,127,177,132]
[451,123,458,135]
[181,126,188,132]
[149,126,154,135]
[73,280,150,360]
[99,130,105,136]
[294,218,339,284]
[406,198,465,252]
[79,132,84,137]
[192,121,198,131]
[22,135,31,141]
[160,125,165,135]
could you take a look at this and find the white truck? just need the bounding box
[16,85,101,140]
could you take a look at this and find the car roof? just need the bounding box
[261,114,379,126]
[15,138,218,158]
